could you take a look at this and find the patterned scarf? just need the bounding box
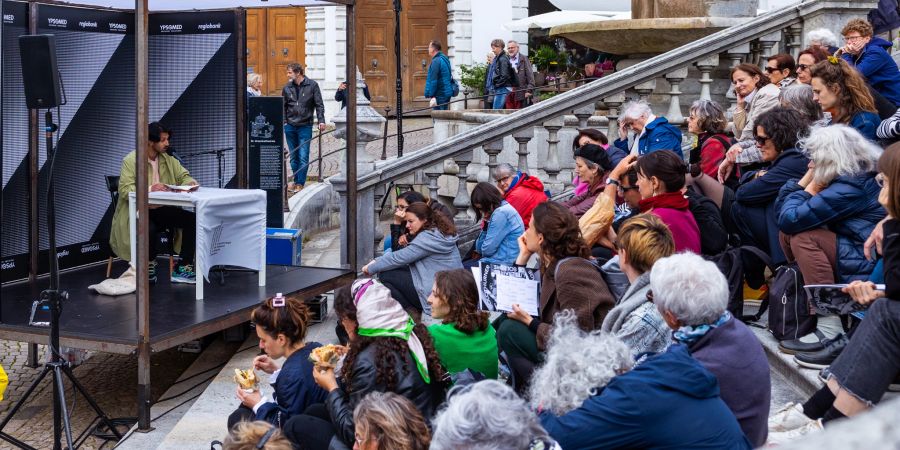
[673,311,732,344]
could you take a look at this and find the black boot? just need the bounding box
[793,333,848,369]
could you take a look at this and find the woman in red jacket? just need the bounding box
[687,99,738,190]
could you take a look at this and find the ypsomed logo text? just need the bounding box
[109,23,127,31]
[159,24,182,32]
[47,18,68,27]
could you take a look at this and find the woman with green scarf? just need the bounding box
[283,279,446,450]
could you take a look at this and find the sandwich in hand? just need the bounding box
[309,344,345,369]
[234,368,259,392]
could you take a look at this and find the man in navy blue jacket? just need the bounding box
[424,40,454,111]
[613,101,684,159]
[840,18,900,107]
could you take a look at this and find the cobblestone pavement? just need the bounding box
[0,340,207,449]
[301,117,435,181]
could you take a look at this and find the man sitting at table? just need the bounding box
[109,122,199,284]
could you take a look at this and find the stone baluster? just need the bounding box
[542,117,565,194]
[723,43,752,116]
[785,24,803,60]
[633,79,656,103]
[603,93,626,142]
[758,31,782,66]
[373,185,385,255]
[749,40,761,66]
[452,153,474,225]
[665,67,688,126]
[695,55,719,101]
[481,139,504,182]
[512,127,534,172]
[573,104,595,129]
[424,170,441,202]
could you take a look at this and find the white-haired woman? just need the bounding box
[776,125,885,356]
[247,73,263,97]
[611,101,684,159]
[805,28,839,54]
[536,311,753,449]
[652,253,771,447]
[430,380,561,450]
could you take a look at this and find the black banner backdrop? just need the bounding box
[248,96,284,228]
[0,3,240,283]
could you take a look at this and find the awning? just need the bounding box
[503,10,628,31]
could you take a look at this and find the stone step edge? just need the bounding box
[750,325,823,398]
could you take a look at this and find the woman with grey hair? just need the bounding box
[611,100,684,159]
[430,380,560,450]
[779,84,826,125]
[537,299,753,449]
[652,252,771,447]
[687,99,737,186]
[352,391,431,450]
[806,28,839,54]
[775,124,885,354]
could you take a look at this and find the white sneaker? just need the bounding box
[768,402,813,433]
[766,419,823,446]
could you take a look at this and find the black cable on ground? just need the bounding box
[154,372,219,403]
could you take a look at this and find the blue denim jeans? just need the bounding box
[433,96,450,111]
[492,87,510,109]
[284,123,313,185]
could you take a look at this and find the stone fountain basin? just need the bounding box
[550,16,745,54]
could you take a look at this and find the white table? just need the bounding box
[129,188,267,299]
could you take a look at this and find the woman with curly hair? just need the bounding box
[809,57,880,140]
[427,269,498,378]
[283,280,446,450]
[352,392,431,450]
[495,201,614,392]
[362,202,462,318]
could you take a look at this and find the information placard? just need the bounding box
[248,96,285,228]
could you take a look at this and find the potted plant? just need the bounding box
[459,63,488,97]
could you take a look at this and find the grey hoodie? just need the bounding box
[367,228,463,315]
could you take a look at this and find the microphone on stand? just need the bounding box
[167,146,187,166]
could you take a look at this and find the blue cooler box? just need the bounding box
[266,228,302,266]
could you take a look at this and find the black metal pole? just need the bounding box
[393,0,404,157]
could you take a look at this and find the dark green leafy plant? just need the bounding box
[459,63,488,95]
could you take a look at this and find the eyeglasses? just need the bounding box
[876,173,886,187]
[796,64,810,71]
[763,66,780,74]
[754,134,771,146]
[617,185,639,194]
[494,175,511,185]
[394,204,408,211]
[843,35,865,42]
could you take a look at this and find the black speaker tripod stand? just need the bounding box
[0,110,127,450]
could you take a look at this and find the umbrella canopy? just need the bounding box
[503,10,628,31]
[45,0,344,11]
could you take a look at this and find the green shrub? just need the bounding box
[459,63,488,96]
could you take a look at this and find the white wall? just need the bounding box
[470,0,529,62]
[305,6,347,123]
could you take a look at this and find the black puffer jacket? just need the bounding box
[282,77,325,127]
[686,188,728,256]
[491,52,516,89]
[325,343,444,446]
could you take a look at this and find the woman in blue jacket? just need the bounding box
[809,58,881,140]
[776,124,885,354]
[839,18,900,107]
[466,182,524,267]
[731,107,810,266]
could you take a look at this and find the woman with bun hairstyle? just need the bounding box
[227,294,328,430]
[634,150,702,254]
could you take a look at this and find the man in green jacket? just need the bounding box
[109,122,198,284]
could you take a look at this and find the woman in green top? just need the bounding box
[426,269,499,379]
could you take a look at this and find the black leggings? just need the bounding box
[378,267,422,312]
[283,403,339,450]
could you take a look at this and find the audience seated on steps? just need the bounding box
[384,190,454,254]
[718,63,781,178]
[768,143,900,444]
[632,150,702,254]
[687,99,739,189]
[351,391,431,450]
[561,143,613,219]
[494,202,614,393]
[431,380,562,450]
[465,182,525,267]
[572,128,627,196]
[493,162,548,230]
[652,253,771,447]
[838,18,900,107]
[535,312,753,450]
[612,101,684,159]
[776,125,886,355]
[222,421,292,450]
[731,107,811,266]
[806,28,840,55]
[427,269,499,379]
[227,294,327,431]
[363,202,463,318]
[282,281,445,450]
[600,213,675,359]
[809,57,881,141]
[572,144,619,261]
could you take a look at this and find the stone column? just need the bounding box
[573,104,595,129]
[425,171,441,203]
[785,23,803,60]
[695,55,719,102]
[633,79,656,103]
[758,31,782,65]
[542,117,565,194]
[512,127,534,172]
[452,153,474,225]
[482,139,504,182]
[665,67,688,126]
[603,93,626,143]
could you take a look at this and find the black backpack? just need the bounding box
[706,245,773,319]
[761,263,817,341]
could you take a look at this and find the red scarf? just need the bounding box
[639,191,689,213]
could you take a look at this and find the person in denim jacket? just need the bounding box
[467,182,525,266]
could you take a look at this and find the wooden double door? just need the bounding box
[356,0,448,114]
[246,8,307,96]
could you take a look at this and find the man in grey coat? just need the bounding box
[505,40,534,109]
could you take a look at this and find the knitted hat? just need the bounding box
[574,143,613,171]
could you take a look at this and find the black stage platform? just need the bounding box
[0,261,355,354]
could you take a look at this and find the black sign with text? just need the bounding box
[248,96,284,228]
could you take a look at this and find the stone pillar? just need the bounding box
[785,23,803,60]
[633,79,656,103]
[482,139,504,182]
[425,171,441,203]
[695,55,719,102]
[573,104,595,129]
[542,117,565,194]
[665,67,688,126]
[373,184,385,256]
[512,127,533,172]
[452,153,474,225]
[758,31,782,65]
[603,93,626,143]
